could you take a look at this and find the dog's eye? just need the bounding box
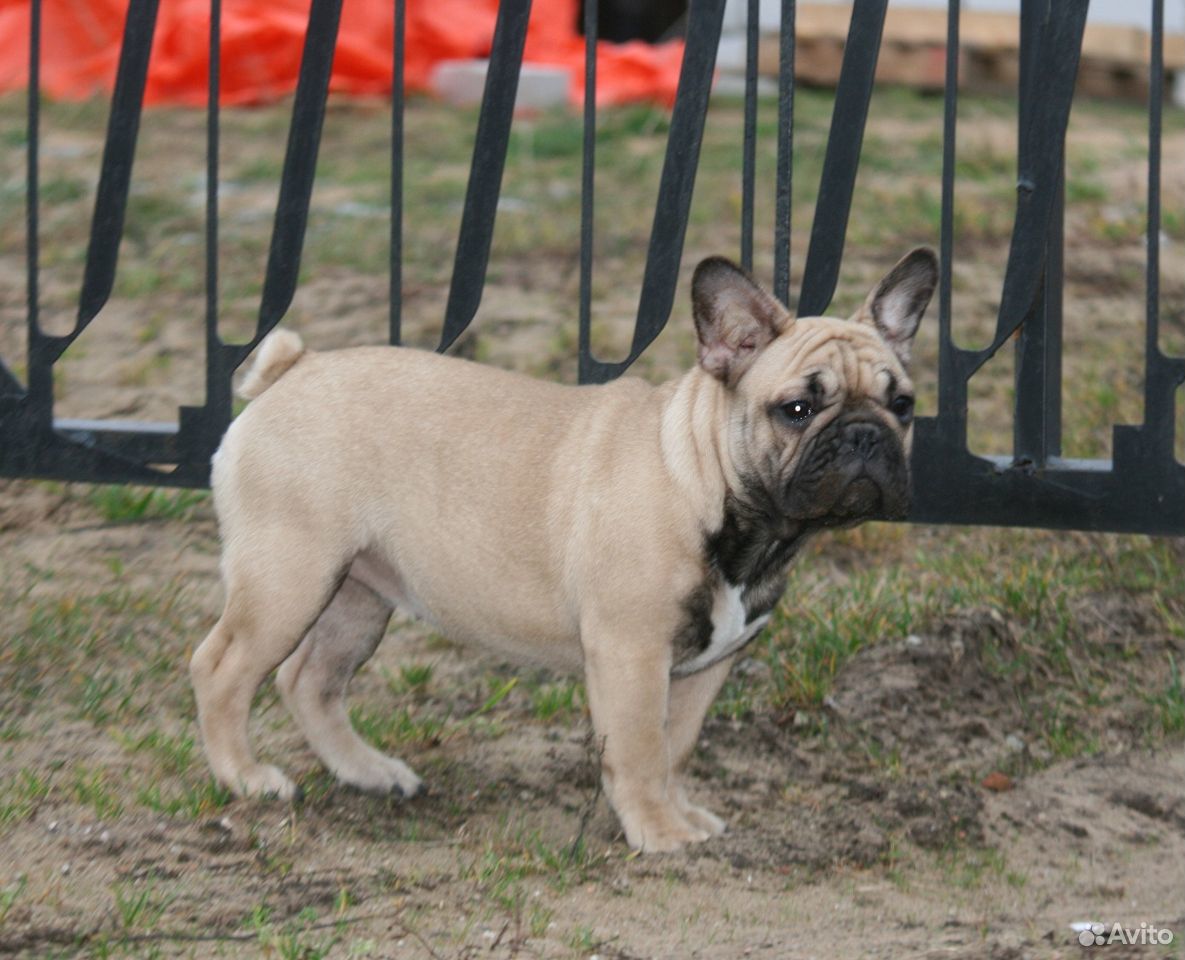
[890,395,914,423]
[779,399,814,423]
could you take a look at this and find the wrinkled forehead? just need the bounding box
[755,317,911,401]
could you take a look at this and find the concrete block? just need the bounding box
[430,59,569,111]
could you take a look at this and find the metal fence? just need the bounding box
[1,0,1182,535]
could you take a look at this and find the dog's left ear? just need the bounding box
[851,247,938,366]
[692,257,790,387]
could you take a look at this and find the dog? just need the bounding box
[190,247,938,852]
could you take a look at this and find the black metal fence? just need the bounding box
[1,0,1182,535]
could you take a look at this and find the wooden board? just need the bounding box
[756,4,1184,101]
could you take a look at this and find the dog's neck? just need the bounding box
[708,478,810,596]
[659,369,810,598]
[658,367,741,526]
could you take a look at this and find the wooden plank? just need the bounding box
[760,4,1184,98]
[786,4,1184,69]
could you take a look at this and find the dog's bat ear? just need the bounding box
[692,257,791,387]
[851,247,938,367]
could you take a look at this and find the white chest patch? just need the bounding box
[673,583,771,677]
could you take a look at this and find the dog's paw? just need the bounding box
[679,801,727,837]
[672,784,727,837]
[233,763,300,801]
[336,754,423,799]
[619,805,714,853]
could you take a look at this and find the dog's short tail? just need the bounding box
[238,329,306,400]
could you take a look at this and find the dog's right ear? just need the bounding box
[692,257,790,387]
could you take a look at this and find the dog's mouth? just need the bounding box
[784,417,911,525]
[839,472,910,521]
[836,475,882,516]
[809,474,907,527]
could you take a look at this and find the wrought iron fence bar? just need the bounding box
[1141,0,1179,453]
[740,0,758,272]
[203,0,223,421]
[390,0,406,346]
[20,0,39,403]
[255,0,344,346]
[0,363,23,398]
[1146,0,1162,380]
[932,0,960,441]
[773,0,795,304]
[3,0,31,405]
[961,0,1087,376]
[1116,0,1185,502]
[24,0,48,421]
[577,0,597,369]
[581,0,726,384]
[76,0,160,336]
[55,420,179,462]
[798,0,887,318]
[439,0,532,353]
[1012,0,1064,467]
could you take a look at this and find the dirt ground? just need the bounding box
[2,82,1185,959]
[2,486,1184,959]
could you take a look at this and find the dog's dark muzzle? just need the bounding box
[786,418,911,524]
[835,421,910,520]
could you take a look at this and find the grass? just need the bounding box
[0,769,51,826]
[1146,653,1185,738]
[467,824,608,922]
[87,486,208,523]
[770,529,1185,708]
[112,875,175,931]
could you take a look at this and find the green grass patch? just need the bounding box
[769,567,922,708]
[527,679,584,724]
[467,825,607,917]
[87,485,208,523]
[766,531,1185,716]
[1145,653,1185,739]
[0,769,51,826]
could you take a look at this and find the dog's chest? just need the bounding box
[671,579,776,677]
[671,493,806,677]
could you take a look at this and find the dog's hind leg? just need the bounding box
[275,575,422,797]
[191,543,347,800]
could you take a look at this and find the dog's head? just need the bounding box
[692,248,938,528]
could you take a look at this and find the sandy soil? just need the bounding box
[1,484,1183,959]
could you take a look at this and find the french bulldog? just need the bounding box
[190,247,938,852]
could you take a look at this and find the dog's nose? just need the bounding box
[844,423,881,461]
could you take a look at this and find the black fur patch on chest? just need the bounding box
[672,580,716,664]
[708,475,808,615]
[673,476,810,666]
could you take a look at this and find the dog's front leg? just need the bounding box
[582,626,714,853]
[666,654,734,837]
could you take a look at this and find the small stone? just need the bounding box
[905,634,923,648]
[61,862,71,875]
[99,830,111,844]
[1005,733,1026,753]
[47,820,58,833]
[981,771,1014,792]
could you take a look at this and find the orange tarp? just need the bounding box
[0,0,685,107]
